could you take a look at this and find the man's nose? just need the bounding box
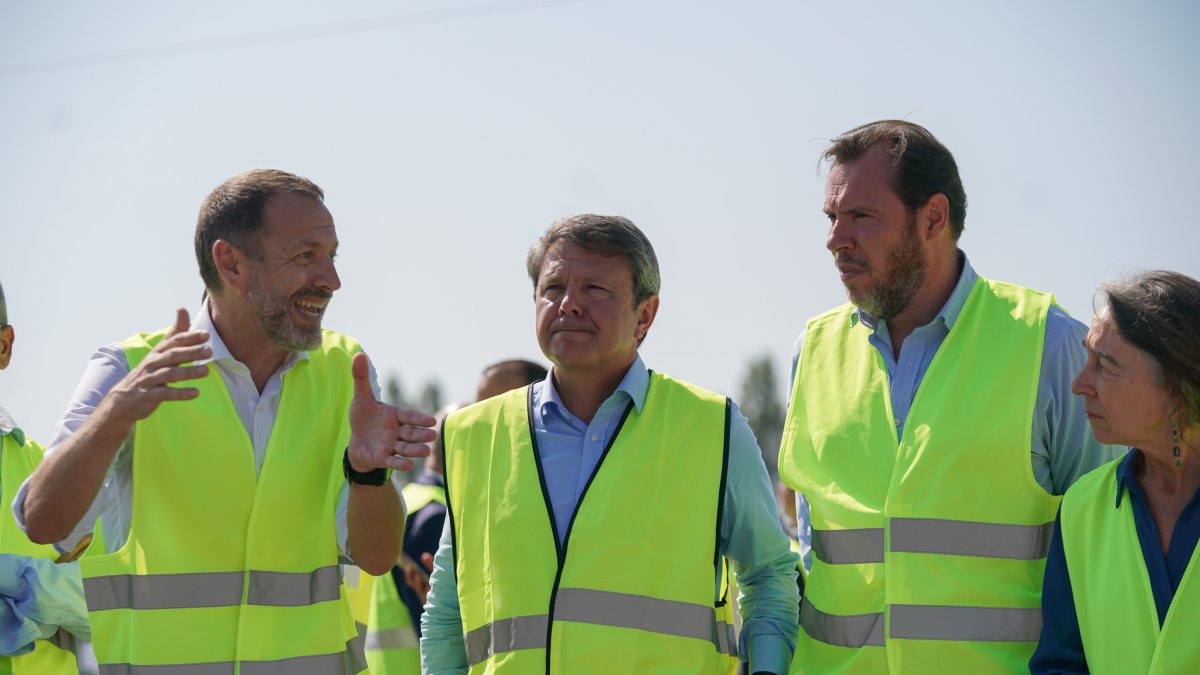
[316,257,342,292]
[826,217,852,253]
[558,285,582,316]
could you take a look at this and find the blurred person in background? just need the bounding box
[365,359,546,674]
[1,280,85,673]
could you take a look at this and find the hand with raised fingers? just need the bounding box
[105,308,211,426]
[347,352,438,473]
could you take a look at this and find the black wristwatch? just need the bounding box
[343,448,391,486]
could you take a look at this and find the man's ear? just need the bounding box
[921,193,952,241]
[213,240,251,295]
[634,295,660,343]
[0,324,13,370]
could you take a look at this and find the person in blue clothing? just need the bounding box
[1032,270,1200,674]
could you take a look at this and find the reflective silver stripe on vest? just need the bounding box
[98,664,234,675]
[84,567,342,611]
[85,572,244,611]
[714,620,739,657]
[890,604,1042,642]
[800,596,884,647]
[97,644,361,675]
[464,614,549,666]
[47,627,77,652]
[555,588,735,655]
[811,528,884,564]
[366,626,420,650]
[890,518,1056,560]
[247,567,342,606]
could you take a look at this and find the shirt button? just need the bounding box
[591,434,599,442]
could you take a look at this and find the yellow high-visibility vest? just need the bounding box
[81,328,364,673]
[1,429,79,674]
[362,481,447,675]
[1060,456,1200,674]
[779,278,1060,674]
[444,373,738,674]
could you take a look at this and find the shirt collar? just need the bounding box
[852,250,977,334]
[0,405,24,446]
[193,298,308,372]
[541,353,650,418]
[1114,448,1141,508]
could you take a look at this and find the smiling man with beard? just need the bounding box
[17,169,437,674]
[777,121,1121,674]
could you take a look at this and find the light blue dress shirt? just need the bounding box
[789,253,1123,569]
[421,355,800,674]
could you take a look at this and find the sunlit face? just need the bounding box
[824,147,927,319]
[534,241,656,378]
[242,192,341,352]
[1072,313,1175,450]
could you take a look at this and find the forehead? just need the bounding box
[539,241,632,281]
[825,147,899,205]
[261,192,337,246]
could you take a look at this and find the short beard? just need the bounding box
[245,274,326,352]
[846,218,927,321]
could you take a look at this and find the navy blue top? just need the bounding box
[1031,449,1200,674]
[391,469,447,635]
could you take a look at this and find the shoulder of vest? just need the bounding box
[976,276,1055,305]
[446,387,528,431]
[647,371,727,407]
[317,329,363,356]
[803,303,859,336]
[1062,454,1124,509]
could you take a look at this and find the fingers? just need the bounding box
[351,352,376,403]
[393,405,437,429]
[143,364,210,387]
[168,308,190,336]
[391,441,432,459]
[420,552,434,573]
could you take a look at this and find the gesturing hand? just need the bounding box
[347,352,437,473]
[106,308,211,425]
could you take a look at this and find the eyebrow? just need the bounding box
[1082,339,1121,368]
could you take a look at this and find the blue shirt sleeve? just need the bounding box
[419,518,467,674]
[1029,511,1087,674]
[722,401,800,675]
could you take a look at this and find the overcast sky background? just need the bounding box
[2,0,1197,442]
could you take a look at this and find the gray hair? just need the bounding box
[525,214,661,307]
[1100,270,1200,426]
[0,280,7,325]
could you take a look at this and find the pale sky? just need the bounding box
[2,0,1198,442]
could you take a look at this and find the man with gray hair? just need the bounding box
[421,214,799,674]
[1,280,86,673]
[17,170,437,673]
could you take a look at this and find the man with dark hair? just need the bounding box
[1,281,84,673]
[422,214,799,674]
[18,170,437,673]
[778,121,1121,673]
[476,359,549,401]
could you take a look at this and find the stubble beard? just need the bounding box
[246,272,326,352]
[845,220,927,321]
